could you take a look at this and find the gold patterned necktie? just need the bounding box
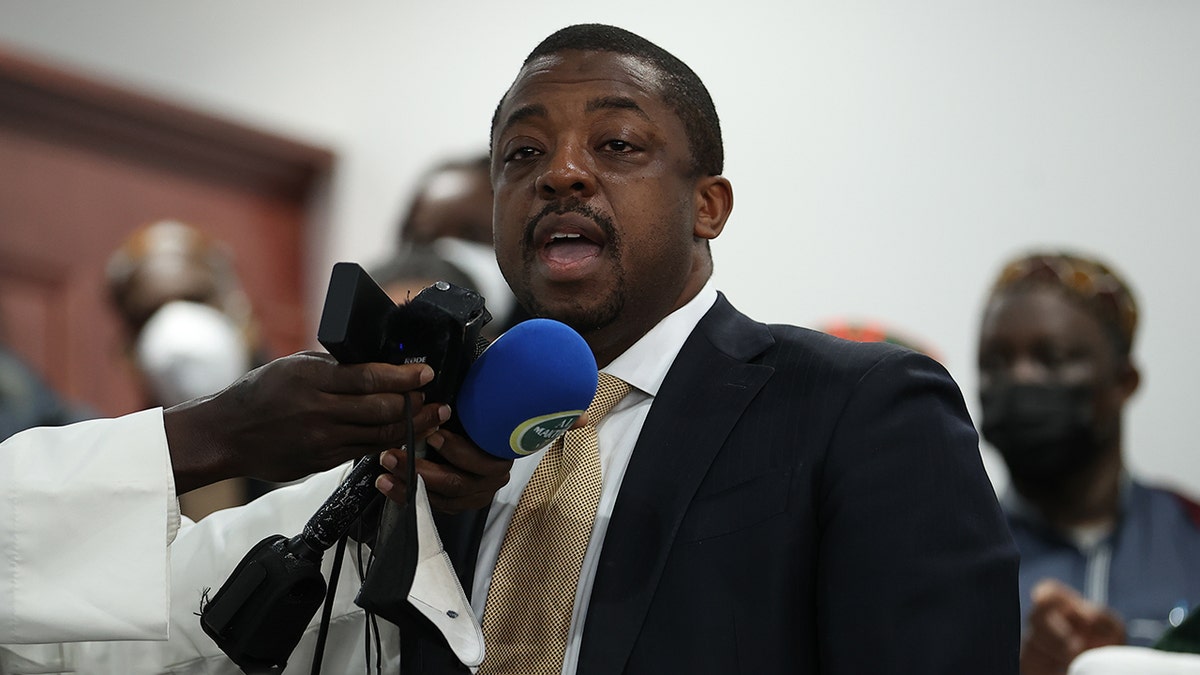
[478,372,632,674]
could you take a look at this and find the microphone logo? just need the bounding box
[509,410,585,455]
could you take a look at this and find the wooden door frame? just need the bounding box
[0,47,334,410]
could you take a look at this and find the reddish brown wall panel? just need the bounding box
[0,48,331,417]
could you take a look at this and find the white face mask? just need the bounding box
[134,300,252,407]
[432,237,516,322]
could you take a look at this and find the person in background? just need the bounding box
[369,243,502,335]
[391,154,527,335]
[0,287,96,441]
[106,219,266,518]
[977,251,1200,674]
[0,342,92,441]
[819,317,942,362]
[399,155,494,248]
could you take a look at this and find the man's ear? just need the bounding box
[693,175,733,241]
[1117,357,1141,403]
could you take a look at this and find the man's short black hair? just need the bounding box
[492,24,724,176]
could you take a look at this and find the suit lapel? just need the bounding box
[577,295,775,674]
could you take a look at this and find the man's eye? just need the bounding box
[506,146,541,161]
[604,139,635,153]
[978,352,1014,377]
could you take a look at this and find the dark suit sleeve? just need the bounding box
[815,349,1019,674]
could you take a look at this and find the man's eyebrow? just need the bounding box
[586,96,649,118]
[497,104,547,137]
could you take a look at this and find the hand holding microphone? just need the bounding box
[357,317,597,637]
[376,430,516,514]
[199,265,597,673]
[375,318,598,514]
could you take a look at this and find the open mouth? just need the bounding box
[544,231,603,266]
[532,211,607,273]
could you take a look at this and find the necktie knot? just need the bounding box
[585,372,631,426]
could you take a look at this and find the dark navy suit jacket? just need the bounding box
[404,293,1020,674]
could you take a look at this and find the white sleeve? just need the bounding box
[0,408,178,644]
[43,463,397,675]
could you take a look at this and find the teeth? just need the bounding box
[550,233,581,240]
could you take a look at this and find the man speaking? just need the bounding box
[2,23,1019,675]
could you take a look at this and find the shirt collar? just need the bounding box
[602,280,717,398]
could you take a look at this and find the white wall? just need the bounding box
[2,0,1197,497]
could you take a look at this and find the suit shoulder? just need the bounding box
[762,323,944,380]
[699,294,950,388]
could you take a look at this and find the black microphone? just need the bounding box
[294,455,388,555]
[293,265,491,556]
[199,265,489,673]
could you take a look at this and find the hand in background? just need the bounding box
[1021,578,1126,675]
[163,351,449,493]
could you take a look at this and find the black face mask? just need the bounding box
[980,382,1104,486]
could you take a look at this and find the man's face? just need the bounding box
[978,286,1130,443]
[490,50,711,362]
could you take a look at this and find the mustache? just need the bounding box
[522,198,617,248]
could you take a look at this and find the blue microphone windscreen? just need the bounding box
[457,319,598,459]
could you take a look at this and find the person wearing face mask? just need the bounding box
[106,220,266,518]
[977,251,1200,674]
[392,154,528,335]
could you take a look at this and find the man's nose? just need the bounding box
[535,143,596,198]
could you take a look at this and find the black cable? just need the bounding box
[311,533,348,675]
[360,391,418,674]
[368,611,382,675]
[355,537,371,675]
[362,598,371,675]
[359,535,384,675]
[393,391,418,675]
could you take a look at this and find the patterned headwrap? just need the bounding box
[990,252,1138,356]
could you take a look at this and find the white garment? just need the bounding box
[2,459,403,674]
[2,412,480,674]
[0,409,178,644]
[1069,646,1200,674]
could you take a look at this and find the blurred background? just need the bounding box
[0,0,1195,498]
